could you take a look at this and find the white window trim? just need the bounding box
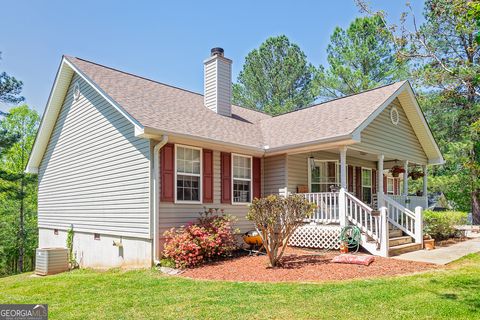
[307,159,339,193]
[174,144,203,204]
[361,167,372,202]
[387,177,395,195]
[231,153,253,205]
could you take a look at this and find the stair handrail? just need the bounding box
[383,195,417,238]
[344,191,380,242]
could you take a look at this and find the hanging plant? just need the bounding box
[390,165,405,177]
[409,168,425,180]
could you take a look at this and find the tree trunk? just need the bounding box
[472,190,480,225]
[18,174,24,273]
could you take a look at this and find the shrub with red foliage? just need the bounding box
[163,208,238,268]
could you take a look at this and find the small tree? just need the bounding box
[247,194,315,267]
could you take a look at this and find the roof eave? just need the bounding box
[26,56,146,173]
[351,81,444,166]
[264,134,359,156]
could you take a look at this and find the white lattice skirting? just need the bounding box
[289,224,342,249]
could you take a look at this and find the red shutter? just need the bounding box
[355,166,362,197]
[328,162,336,179]
[383,175,387,193]
[393,178,398,195]
[372,169,377,195]
[203,149,213,203]
[252,157,262,199]
[160,143,175,202]
[347,165,354,192]
[221,152,231,203]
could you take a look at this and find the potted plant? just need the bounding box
[423,234,435,250]
[409,168,425,180]
[390,165,405,177]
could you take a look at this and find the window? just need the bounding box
[362,168,372,204]
[232,154,252,203]
[310,160,338,193]
[387,177,394,195]
[176,145,202,202]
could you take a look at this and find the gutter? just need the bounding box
[152,135,169,265]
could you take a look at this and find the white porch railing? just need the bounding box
[344,191,380,242]
[300,192,339,224]
[384,195,423,244]
[297,191,423,256]
[389,195,428,210]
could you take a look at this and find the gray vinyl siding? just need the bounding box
[358,99,428,164]
[263,154,287,196]
[287,151,376,194]
[158,150,254,236]
[38,74,151,238]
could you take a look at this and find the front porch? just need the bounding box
[281,146,428,257]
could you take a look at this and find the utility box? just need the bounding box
[35,248,69,276]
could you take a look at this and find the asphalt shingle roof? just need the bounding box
[67,56,406,150]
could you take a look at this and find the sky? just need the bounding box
[0,0,425,114]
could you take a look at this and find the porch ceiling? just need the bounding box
[300,147,417,169]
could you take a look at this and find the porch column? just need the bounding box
[422,164,428,208]
[339,146,347,190]
[403,160,409,196]
[339,147,348,227]
[377,154,384,207]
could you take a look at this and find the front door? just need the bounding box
[309,160,339,192]
[361,168,372,204]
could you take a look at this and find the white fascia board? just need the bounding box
[403,84,444,165]
[63,58,143,131]
[351,81,409,136]
[26,59,72,173]
[25,57,145,173]
[351,81,444,166]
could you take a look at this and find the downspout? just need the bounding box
[152,135,168,265]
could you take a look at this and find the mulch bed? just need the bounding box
[181,247,438,283]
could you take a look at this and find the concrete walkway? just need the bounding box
[393,238,480,265]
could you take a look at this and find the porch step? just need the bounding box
[389,236,412,247]
[389,229,403,238]
[388,243,422,256]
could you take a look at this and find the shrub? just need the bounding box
[159,258,176,268]
[423,210,468,241]
[162,209,237,268]
[247,194,315,267]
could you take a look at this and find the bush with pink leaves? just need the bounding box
[162,208,238,268]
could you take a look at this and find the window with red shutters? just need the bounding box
[220,152,231,203]
[203,149,213,203]
[252,157,261,199]
[160,143,175,202]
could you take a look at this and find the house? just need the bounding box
[27,48,443,268]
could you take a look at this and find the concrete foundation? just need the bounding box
[39,228,152,269]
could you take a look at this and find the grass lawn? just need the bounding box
[1,254,479,320]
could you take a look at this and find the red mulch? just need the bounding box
[181,247,438,283]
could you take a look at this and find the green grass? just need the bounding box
[1,254,480,320]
